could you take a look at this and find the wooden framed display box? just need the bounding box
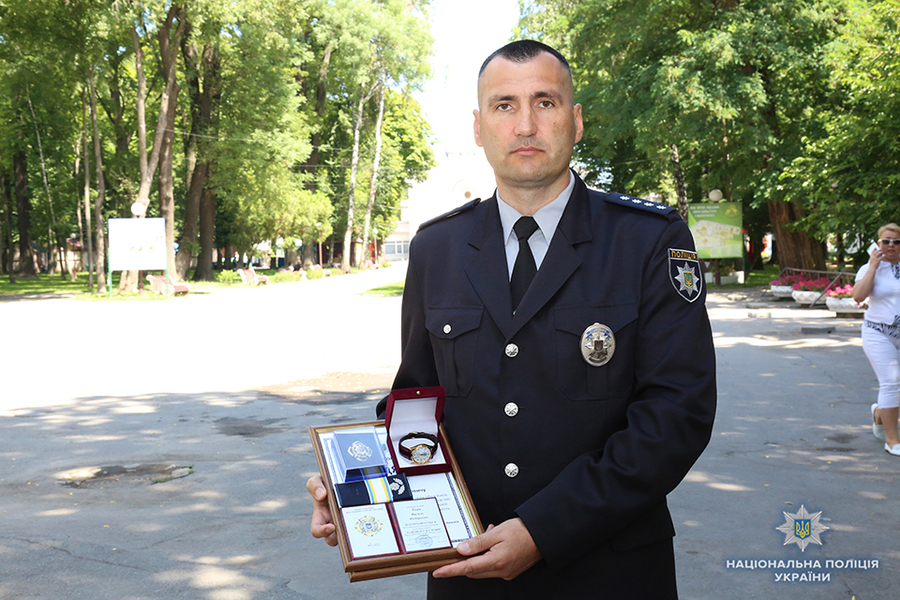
[309,419,483,582]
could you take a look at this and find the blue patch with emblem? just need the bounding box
[668,248,703,303]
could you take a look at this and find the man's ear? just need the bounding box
[573,103,584,144]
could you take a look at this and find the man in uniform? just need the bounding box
[308,40,716,599]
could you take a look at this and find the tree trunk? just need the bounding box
[341,92,367,273]
[301,241,315,268]
[304,44,332,190]
[81,89,95,290]
[177,39,220,280]
[132,26,149,187]
[360,76,386,270]
[1,175,14,283]
[25,82,70,281]
[768,199,826,270]
[14,149,37,278]
[195,185,215,280]
[158,82,179,278]
[88,70,107,293]
[122,7,185,291]
[669,143,689,221]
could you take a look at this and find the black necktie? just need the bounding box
[510,216,539,312]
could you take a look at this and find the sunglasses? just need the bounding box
[879,239,900,246]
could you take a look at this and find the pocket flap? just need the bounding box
[426,307,484,340]
[553,304,638,335]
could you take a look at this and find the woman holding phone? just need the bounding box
[854,223,900,455]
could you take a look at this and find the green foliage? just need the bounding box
[518,0,896,252]
[269,270,306,283]
[0,0,435,281]
[780,0,900,241]
[215,269,241,285]
[305,267,326,280]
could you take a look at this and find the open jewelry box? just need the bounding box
[309,387,483,581]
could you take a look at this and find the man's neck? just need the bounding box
[496,170,572,216]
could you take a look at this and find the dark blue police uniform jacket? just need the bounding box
[382,172,717,599]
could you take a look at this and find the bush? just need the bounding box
[270,270,305,283]
[216,270,241,285]
[306,268,325,280]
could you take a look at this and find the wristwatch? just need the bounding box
[399,432,438,465]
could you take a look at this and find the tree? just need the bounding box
[781,0,900,258]
[519,0,849,270]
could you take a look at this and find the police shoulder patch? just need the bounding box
[417,198,482,232]
[604,192,676,216]
[668,248,703,303]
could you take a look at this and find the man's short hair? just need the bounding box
[478,40,572,79]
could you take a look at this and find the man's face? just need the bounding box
[474,52,583,198]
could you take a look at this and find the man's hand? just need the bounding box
[431,518,541,581]
[306,475,337,546]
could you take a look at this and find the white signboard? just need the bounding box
[108,218,167,271]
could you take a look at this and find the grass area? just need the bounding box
[363,281,405,297]
[0,264,366,299]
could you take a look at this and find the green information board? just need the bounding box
[687,203,743,259]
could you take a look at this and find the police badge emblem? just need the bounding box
[581,323,615,367]
[668,248,703,303]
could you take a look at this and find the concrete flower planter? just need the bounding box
[791,290,823,306]
[770,285,794,299]
[826,297,866,317]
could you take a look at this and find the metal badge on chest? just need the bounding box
[581,323,615,367]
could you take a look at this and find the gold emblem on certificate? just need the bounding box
[347,440,373,462]
[581,322,615,367]
[355,515,383,537]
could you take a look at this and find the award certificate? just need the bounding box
[409,472,477,546]
[342,504,400,559]
[392,498,451,553]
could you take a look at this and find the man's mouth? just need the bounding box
[511,145,543,156]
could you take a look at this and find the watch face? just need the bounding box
[411,445,433,464]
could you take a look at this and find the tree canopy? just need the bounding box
[0,0,435,284]
[518,0,899,269]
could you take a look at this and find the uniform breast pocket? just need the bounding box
[426,307,483,397]
[553,304,637,401]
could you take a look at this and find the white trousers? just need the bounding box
[862,322,900,409]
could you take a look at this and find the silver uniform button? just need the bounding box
[505,343,519,358]
[443,324,452,334]
[504,463,519,478]
[504,402,519,417]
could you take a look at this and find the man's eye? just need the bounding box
[539,100,554,108]
[497,103,512,111]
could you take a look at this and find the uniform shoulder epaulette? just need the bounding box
[417,198,482,232]
[603,192,676,216]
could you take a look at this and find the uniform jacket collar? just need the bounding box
[465,171,594,340]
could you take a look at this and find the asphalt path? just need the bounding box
[0,272,896,599]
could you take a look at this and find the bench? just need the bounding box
[238,268,269,285]
[146,274,191,296]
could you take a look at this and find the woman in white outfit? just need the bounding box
[853,223,900,455]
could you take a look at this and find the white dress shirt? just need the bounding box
[497,170,576,279]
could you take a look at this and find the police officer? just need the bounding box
[308,40,716,599]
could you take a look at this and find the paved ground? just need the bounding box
[0,272,896,599]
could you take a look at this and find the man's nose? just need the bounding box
[514,106,537,137]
